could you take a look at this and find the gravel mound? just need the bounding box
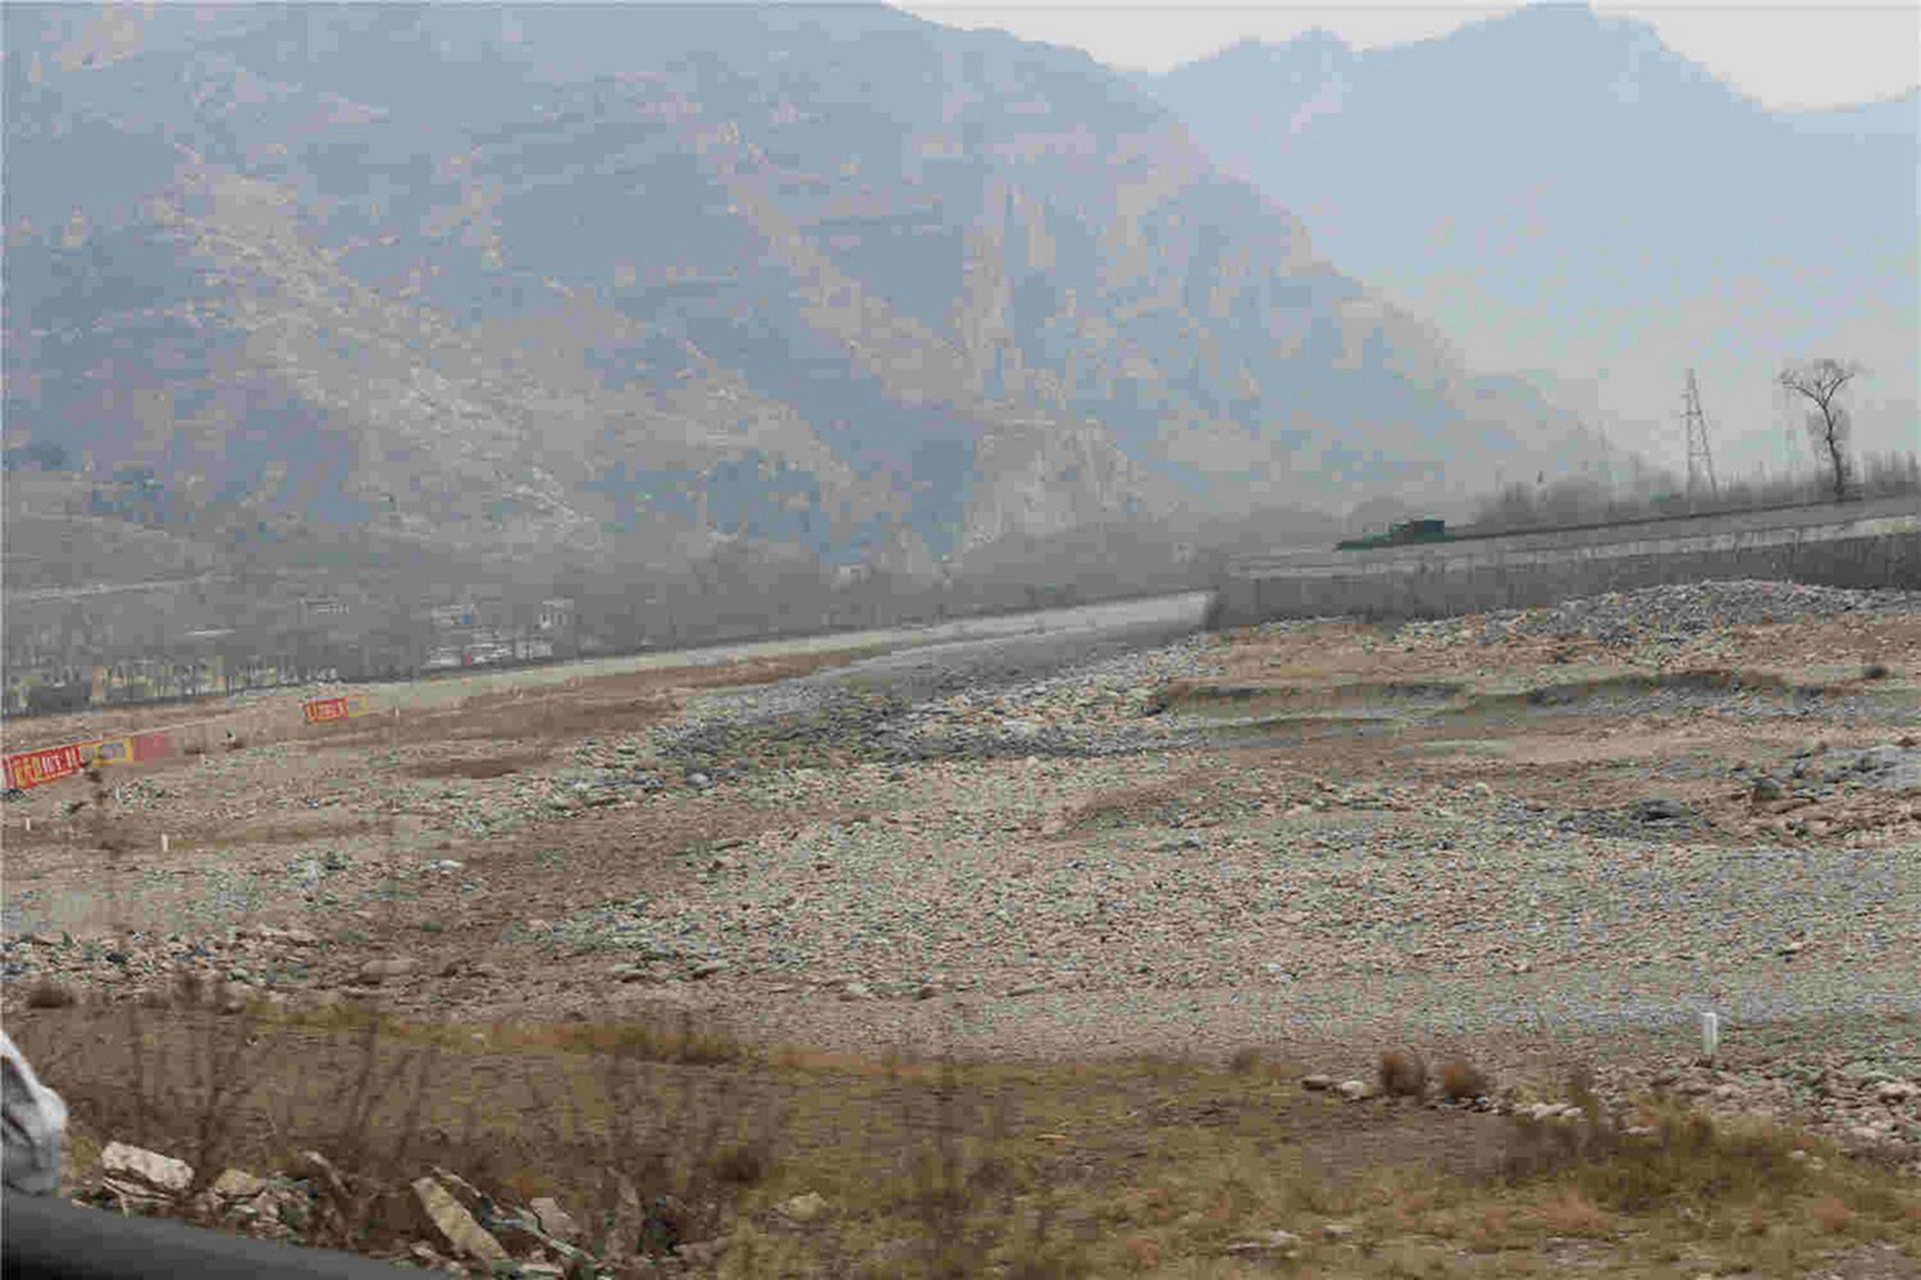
[650,634,1227,770]
[1480,580,1921,646]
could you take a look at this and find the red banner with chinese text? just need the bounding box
[302,696,352,724]
[3,743,85,791]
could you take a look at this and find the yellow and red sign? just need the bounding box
[301,695,368,725]
[7,691,375,791]
[302,696,350,724]
[79,737,135,767]
[3,743,85,791]
[2,729,188,790]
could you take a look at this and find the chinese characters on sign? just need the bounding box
[2,744,85,791]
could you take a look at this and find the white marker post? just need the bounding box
[161,833,170,855]
[1700,1010,1720,1063]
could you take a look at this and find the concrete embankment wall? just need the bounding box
[1212,496,1921,627]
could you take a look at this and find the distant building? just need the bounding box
[422,597,564,669]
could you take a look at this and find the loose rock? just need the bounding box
[412,1176,508,1264]
[778,1191,830,1222]
[530,1196,583,1244]
[100,1142,193,1201]
[356,957,419,985]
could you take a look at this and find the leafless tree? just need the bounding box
[1779,358,1861,500]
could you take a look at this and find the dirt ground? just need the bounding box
[5,590,1919,1276]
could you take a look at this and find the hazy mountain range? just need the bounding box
[1144,5,1920,476]
[3,2,1617,603]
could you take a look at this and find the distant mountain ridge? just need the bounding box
[1778,88,1920,139]
[5,2,1610,603]
[1144,4,1920,474]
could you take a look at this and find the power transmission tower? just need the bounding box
[1680,369,1718,503]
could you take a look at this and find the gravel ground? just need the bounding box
[1419,580,1921,648]
[6,579,1918,1164]
[522,581,1921,1045]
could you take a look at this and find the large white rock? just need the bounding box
[530,1196,583,1244]
[100,1141,194,1200]
[412,1176,508,1263]
[778,1191,830,1222]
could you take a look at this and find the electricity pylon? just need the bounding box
[1681,369,1718,502]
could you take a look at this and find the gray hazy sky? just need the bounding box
[894,1,1921,110]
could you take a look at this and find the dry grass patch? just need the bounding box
[1810,1194,1858,1235]
[401,750,550,780]
[1058,767,1244,832]
[1437,1058,1491,1101]
[1534,1186,1610,1237]
[1468,1205,1512,1251]
[14,1002,1921,1278]
[1378,1050,1428,1099]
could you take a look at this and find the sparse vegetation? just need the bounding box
[1438,1058,1491,1101]
[1379,1050,1429,1099]
[14,997,1918,1276]
[1781,358,1864,501]
[8,579,1917,1275]
[1464,447,1920,534]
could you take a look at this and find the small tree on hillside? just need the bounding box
[1779,358,1861,500]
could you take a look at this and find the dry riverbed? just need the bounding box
[5,580,1919,1276]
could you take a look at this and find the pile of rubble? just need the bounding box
[71,1143,741,1276]
[1299,1051,1921,1177]
[1485,580,1921,648]
[1371,580,1921,653]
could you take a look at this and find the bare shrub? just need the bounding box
[1536,1186,1610,1236]
[1378,1050,1428,1098]
[1566,1062,1602,1124]
[1805,1191,1851,1230]
[1437,1059,1489,1101]
[712,1138,773,1188]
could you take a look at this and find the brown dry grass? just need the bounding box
[1812,1194,1858,1234]
[401,750,551,780]
[1378,1050,1428,1098]
[227,816,391,845]
[11,648,873,775]
[1437,1058,1491,1101]
[1535,1186,1611,1236]
[1058,767,1235,832]
[14,997,1919,1278]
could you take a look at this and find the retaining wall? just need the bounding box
[1212,496,1921,627]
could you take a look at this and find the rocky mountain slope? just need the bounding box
[4,3,1607,597]
[1144,5,1920,472]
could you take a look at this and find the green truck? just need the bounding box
[1335,518,1450,551]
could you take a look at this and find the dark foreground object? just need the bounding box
[2,1192,406,1279]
